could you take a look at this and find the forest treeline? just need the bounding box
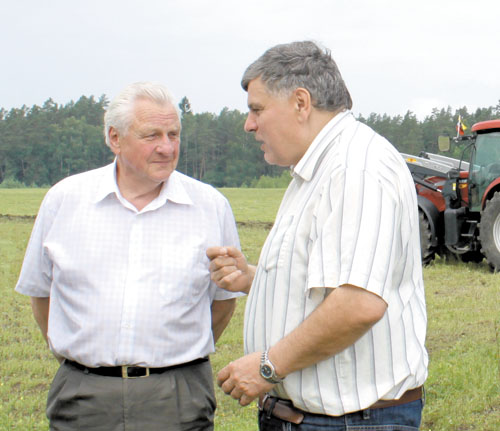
[1,95,499,188]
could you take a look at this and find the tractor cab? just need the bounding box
[467,121,500,211]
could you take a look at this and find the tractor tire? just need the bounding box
[419,210,436,265]
[479,191,500,271]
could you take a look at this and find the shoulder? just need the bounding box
[326,121,412,202]
[173,171,229,207]
[43,164,111,210]
[342,120,407,173]
[56,164,107,186]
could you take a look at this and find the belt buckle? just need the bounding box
[121,366,150,378]
[259,394,270,411]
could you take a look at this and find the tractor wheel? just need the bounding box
[419,210,436,265]
[479,191,500,271]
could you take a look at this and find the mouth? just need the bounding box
[152,160,172,164]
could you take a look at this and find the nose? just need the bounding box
[155,135,178,154]
[244,113,257,133]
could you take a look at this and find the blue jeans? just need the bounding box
[258,399,423,430]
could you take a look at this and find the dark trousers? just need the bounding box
[259,399,423,430]
[47,359,216,431]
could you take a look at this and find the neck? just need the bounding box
[115,165,164,211]
[121,183,163,211]
[309,107,345,138]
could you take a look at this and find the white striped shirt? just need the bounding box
[16,161,240,368]
[244,111,428,415]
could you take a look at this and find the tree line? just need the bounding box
[1,95,499,188]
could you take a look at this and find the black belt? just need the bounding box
[259,386,423,425]
[65,357,208,379]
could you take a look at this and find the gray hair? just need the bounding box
[241,41,352,111]
[104,81,180,147]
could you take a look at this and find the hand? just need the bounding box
[217,352,274,406]
[206,246,255,294]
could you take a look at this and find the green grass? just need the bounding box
[421,262,499,430]
[1,189,499,430]
[219,188,283,224]
[0,188,49,217]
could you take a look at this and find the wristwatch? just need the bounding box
[260,349,284,384]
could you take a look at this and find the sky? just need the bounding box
[1,0,499,120]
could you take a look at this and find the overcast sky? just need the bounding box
[1,0,499,119]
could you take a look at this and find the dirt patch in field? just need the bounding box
[0,214,35,221]
[0,214,275,229]
[236,221,273,229]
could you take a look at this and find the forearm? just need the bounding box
[269,285,387,377]
[30,296,50,344]
[211,298,237,343]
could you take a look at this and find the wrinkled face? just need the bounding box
[244,78,306,167]
[109,98,181,188]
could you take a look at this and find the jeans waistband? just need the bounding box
[259,386,423,424]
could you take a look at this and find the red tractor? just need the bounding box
[403,119,500,270]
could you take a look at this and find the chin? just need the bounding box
[151,171,174,183]
[263,153,277,166]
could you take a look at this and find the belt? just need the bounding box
[65,357,208,379]
[259,386,423,425]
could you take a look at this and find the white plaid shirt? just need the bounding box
[16,161,240,367]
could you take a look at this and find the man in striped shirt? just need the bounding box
[207,41,428,430]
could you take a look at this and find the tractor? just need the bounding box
[402,119,500,270]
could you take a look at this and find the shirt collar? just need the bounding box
[93,160,121,204]
[156,171,193,207]
[93,160,193,210]
[292,110,355,181]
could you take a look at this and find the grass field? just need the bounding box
[1,188,499,430]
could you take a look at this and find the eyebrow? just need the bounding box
[248,103,262,110]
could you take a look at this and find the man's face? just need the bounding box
[110,98,181,188]
[244,78,307,167]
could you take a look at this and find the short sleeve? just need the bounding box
[307,167,402,299]
[15,188,59,297]
[213,195,244,301]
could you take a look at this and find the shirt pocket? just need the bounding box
[158,245,210,305]
[260,215,294,271]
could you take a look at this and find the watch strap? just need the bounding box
[260,349,284,384]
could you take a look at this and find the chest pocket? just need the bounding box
[158,245,210,304]
[260,215,294,271]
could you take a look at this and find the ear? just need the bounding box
[293,88,312,121]
[108,127,121,155]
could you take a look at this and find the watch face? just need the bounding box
[261,364,273,378]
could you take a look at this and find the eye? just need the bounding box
[143,133,157,140]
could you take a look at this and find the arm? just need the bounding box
[31,296,50,344]
[211,298,237,343]
[268,285,387,375]
[30,296,63,363]
[207,246,256,294]
[217,284,387,406]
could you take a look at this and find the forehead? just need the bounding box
[247,79,275,102]
[247,78,291,109]
[132,98,180,128]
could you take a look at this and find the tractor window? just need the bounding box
[474,133,500,168]
[469,132,500,210]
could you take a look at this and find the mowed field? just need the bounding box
[0,188,498,430]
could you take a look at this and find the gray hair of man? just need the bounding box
[104,81,181,147]
[241,41,353,112]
